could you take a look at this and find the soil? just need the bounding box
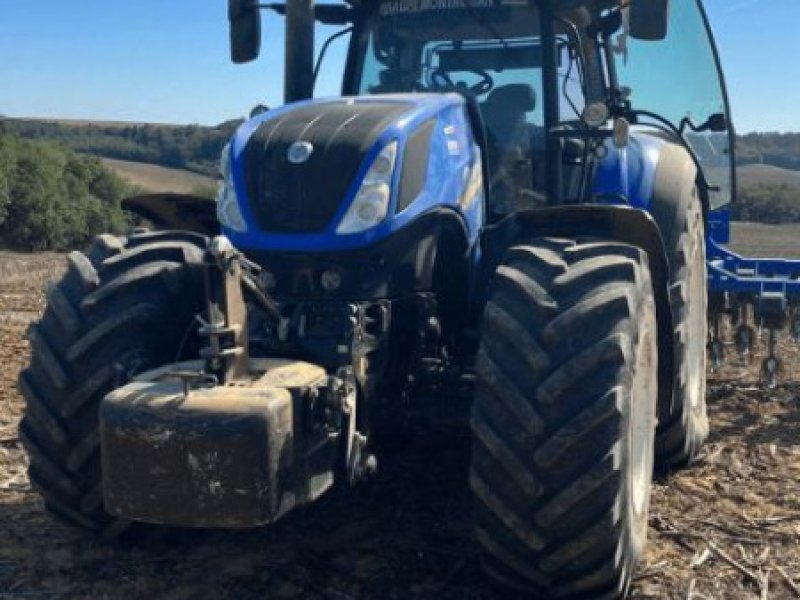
[1,247,800,600]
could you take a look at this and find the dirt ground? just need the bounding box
[2,227,800,599]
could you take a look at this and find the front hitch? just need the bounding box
[98,236,375,528]
[199,235,250,383]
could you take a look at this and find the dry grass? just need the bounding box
[738,164,800,188]
[634,338,800,599]
[0,253,63,328]
[101,158,216,195]
[729,222,800,259]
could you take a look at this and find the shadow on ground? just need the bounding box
[1,426,490,600]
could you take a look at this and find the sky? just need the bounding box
[0,1,799,133]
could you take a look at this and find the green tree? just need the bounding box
[0,133,132,251]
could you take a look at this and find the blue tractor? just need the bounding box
[20,0,742,597]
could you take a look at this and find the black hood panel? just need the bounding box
[244,100,413,234]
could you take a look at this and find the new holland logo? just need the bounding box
[287,141,314,164]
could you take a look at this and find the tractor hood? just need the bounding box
[243,98,411,234]
[222,94,484,252]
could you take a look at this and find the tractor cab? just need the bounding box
[350,1,553,217]
[230,0,735,226]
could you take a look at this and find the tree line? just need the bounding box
[0,131,130,251]
[737,132,800,171]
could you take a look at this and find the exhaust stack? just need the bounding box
[285,0,316,103]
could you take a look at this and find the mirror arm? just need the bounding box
[259,2,354,24]
[260,3,286,14]
[679,113,728,134]
[314,27,354,86]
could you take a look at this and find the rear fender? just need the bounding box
[479,204,673,418]
[648,143,704,253]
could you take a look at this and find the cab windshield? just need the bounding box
[354,1,550,217]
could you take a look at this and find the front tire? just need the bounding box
[19,232,207,536]
[471,238,658,598]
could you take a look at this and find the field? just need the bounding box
[100,158,217,195]
[730,222,800,258]
[2,223,800,599]
[738,164,800,188]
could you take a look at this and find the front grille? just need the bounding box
[244,101,412,234]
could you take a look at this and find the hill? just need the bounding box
[1,117,240,177]
[6,115,800,225]
[737,163,800,187]
[4,116,800,180]
[100,158,217,195]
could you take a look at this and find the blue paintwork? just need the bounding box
[589,133,799,300]
[224,91,800,304]
[707,207,731,245]
[706,201,800,297]
[591,131,664,211]
[707,237,800,296]
[223,93,483,253]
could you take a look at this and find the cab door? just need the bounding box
[613,0,736,211]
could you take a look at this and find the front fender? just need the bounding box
[479,204,673,420]
[481,205,670,295]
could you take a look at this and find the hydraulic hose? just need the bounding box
[242,273,282,325]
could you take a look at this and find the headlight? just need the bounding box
[336,141,398,235]
[216,142,247,232]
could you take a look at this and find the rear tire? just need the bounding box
[471,238,658,598]
[19,231,207,536]
[655,196,709,468]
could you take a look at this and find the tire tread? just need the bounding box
[18,233,206,534]
[471,237,658,598]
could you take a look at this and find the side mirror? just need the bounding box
[684,112,729,134]
[229,0,262,64]
[704,113,729,133]
[314,5,353,25]
[629,0,670,41]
